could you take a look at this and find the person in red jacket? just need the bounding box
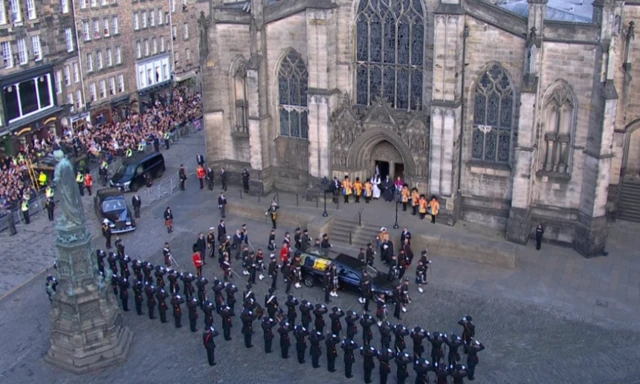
[280,242,289,264]
[84,172,93,196]
[197,165,206,189]
[193,250,203,277]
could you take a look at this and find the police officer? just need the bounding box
[202,326,219,366]
[133,280,144,316]
[119,277,130,311]
[45,198,55,221]
[413,357,431,384]
[360,345,378,384]
[102,220,112,249]
[220,305,233,341]
[427,331,446,365]
[187,297,199,332]
[345,310,360,340]
[261,317,277,353]
[444,333,464,367]
[145,284,157,319]
[393,323,409,353]
[96,250,106,275]
[265,287,278,319]
[203,300,215,329]
[278,321,292,359]
[378,347,394,384]
[341,338,358,379]
[360,313,376,346]
[156,288,169,323]
[285,295,299,325]
[458,315,476,353]
[379,320,393,350]
[329,307,344,337]
[299,300,313,330]
[196,276,208,308]
[309,331,325,368]
[410,326,427,360]
[395,351,411,384]
[241,307,256,348]
[325,333,340,372]
[313,304,328,334]
[466,340,485,381]
[294,324,310,364]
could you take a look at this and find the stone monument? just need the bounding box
[45,150,133,374]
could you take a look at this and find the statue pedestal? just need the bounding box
[45,226,133,374]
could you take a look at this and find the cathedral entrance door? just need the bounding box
[394,163,404,181]
[376,161,390,180]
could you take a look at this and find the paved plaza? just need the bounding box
[1,130,640,383]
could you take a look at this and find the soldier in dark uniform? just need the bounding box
[167,270,181,295]
[427,331,446,365]
[393,284,403,320]
[281,261,292,294]
[241,308,256,348]
[413,357,431,384]
[395,351,411,384]
[111,273,119,297]
[535,223,544,250]
[451,363,469,384]
[107,252,119,276]
[213,281,226,313]
[393,323,409,353]
[378,347,394,384]
[410,326,427,359]
[466,340,484,381]
[196,277,208,308]
[261,317,277,353]
[156,288,169,323]
[133,280,144,315]
[278,321,292,359]
[341,338,358,379]
[433,362,450,384]
[96,250,106,275]
[313,304,328,334]
[285,295,299,325]
[458,315,475,353]
[325,333,340,372]
[243,283,256,303]
[299,300,313,330]
[309,331,325,368]
[329,307,344,337]
[119,254,131,279]
[365,243,375,266]
[360,313,376,346]
[202,326,219,366]
[359,270,372,311]
[220,305,233,341]
[323,269,332,304]
[268,255,278,290]
[203,300,215,329]
[181,272,195,301]
[379,320,393,349]
[171,294,184,328]
[187,297,199,332]
[264,287,278,319]
[132,259,143,282]
[144,284,156,319]
[300,229,310,252]
[361,345,378,384]
[115,238,124,258]
[294,324,310,364]
[444,333,464,367]
[345,310,360,340]
[155,266,167,290]
[142,262,154,285]
[225,283,238,314]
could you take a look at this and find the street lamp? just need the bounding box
[322,191,328,217]
[393,199,400,229]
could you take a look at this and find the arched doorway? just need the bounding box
[371,141,403,180]
[623,121,640,179]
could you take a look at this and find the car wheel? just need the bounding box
[303,275,315,288]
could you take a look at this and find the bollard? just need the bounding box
[296,194,299,206]
[349,231,352,245]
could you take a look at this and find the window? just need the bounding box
[80,0,86,8]
[17,38,27,65]
[355,0,424,110]
[144,39,149,56]
[63,65,71,85]
[82,21,90,41]
[60,0,69,13]
[138,67,145,88]
[89,83,96,101]
[150,10,154,26]
[183,23,188,39]
[172,25,177,41]
[185,48,190,61]
[160,36,165,52]
[134,12,139,30]
[90,0,97,7]
[66,28,74,52]
[54,70,62,94]
[115,46,121,64]
[73,62,80,83]
[157,9,163,25]
[174,51,179,67]
[26,0,35,20]
[76,90,82,110]
[93,19,100,39]
[141,11,147,28]
[106,48,112,66]
[103,18,110,36]
[0,1,7,24]
[541,82,575,174]
[233,62,247,132]
[165,12,169,25]
[112,16,119,34]
[9,0,21,23]
[471,64,514,164]
[136,41,141,58]
[277,51,309,138]
[152,37,157,54]
[117,74,124,92]
[99,80,105,98]
[101,0,107,5]
[2,41,12,68]
[3,74,54,123]
[170,0,175,12]
[67,93,74,112]
[31,35,41,61]
[108,77,115,95]
[97,50,103,69]
[86,53,93,72]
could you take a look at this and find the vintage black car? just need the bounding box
[94,188,136,234]
[299,250,395,298]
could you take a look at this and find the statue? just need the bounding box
[53,150,86,231]
[198,11,210,62]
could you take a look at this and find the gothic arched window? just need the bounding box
[471,64,514,164]
[233,61,248,133]
[277,51,308,139]
[355,0,425,110]
[542,83,575,174]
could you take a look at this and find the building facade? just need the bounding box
[202,0,640,257]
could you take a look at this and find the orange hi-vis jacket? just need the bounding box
[364,182,373,197]
[353,181,363,196]
[401,186,410,203]
[411,190,420,206]
[429,199,440,216]
[419,198,428,214]
[343,179,353,195]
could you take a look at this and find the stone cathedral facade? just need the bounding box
[202,0,640,257]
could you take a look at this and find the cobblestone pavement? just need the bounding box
[0,130,206,298]
[2,176,640,384]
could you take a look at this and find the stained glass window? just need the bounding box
[471,64,514,164]
[355,0,425,110]
[278,50,308,138]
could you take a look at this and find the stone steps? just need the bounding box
[618,181,640,223]
[329,220,380,248]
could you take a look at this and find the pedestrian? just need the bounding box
[196,152,205,166]
[187,297,199,332]
[434,362,451,384]
[329,263,339,297]
[535,223,544,250]
[241,308,256,348]
[261,317,277,353]
[101,219,112,248]
[345,310,360,340]
[285,295,299,325]
[76,171,84,196]
[45,275,58,302]
[7,207,17,235]
[341,338,358,379]
[299,300,313,330]
[202,326,219,366]
[242,168,250,193]
[451,363,469,383]
[178,165,187,190]
[84,171,93,196]
[21,198,30,224]
[132,194,142,219]
[220,167,227,191]
[197,165,206,189]
[192,249,203,277]
[218,192,227,218]
[294,324,310,364]
[163,206,173,233]
[45,197,55,221]
[416,260,428,293]
[196,277,208,308]
[467,340,485,380]
[171,294,184,328]
[323,270,332,304]
[203,301,215,328]
[132,280,144,315]
[206,167,215,190]
[325,333,340,373]
[182,272,195,301]
[265,287,279,319]
[361,345,378,384]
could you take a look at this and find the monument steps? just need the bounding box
[329,220,380,248]
[618,180,640,223]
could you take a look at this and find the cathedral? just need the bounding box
[201,0,640,257]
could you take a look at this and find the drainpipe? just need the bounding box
[70,0,87,127]
[457,25,469,198]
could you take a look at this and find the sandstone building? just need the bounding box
[202,0,640,256]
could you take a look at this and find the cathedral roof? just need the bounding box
[498,0,593,23]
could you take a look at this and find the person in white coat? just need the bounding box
[371,175,381,200]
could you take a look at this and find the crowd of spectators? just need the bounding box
[0,87,203,210]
